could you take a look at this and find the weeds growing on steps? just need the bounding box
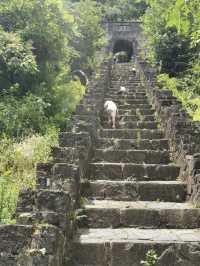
[141,250,158,266]
[0,127,58,224]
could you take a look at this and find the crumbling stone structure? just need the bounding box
[1,22,200,266]
[136,58,200,206]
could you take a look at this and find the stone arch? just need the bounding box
[112,39,133,62]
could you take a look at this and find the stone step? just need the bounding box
[72,114,97,123]
[110,80,140,84]
[52,147,79,163]
[82,200,200,229]
[105,86,147,92]
[119,115,155,122]
[96,138,169,150]
[117,121,158,129]
[59,132,90,147]
[119,109,155,115]
[104,94,148,100]
[72,228,200,266]
[99,129,164,139]
[105,92,146,96]
[117,104,152,109]
[109,86,142,90]
[75,104,97,115]
[93,149,170,164]
[109,89,145,94]
[88,163,180,181]
[81,180,186,202]
[103,114,156,123]
[103,98,148,104]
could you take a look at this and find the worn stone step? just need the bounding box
[103,120,158,129]
[83,200,200,229]
[109,88,146,92]
[52,147,79,163]
[118,115,155,122]
[110,81,141,85]
[117,121,158,129]
[81,180,186,202]
[100,129,164,139]
[75,104,97,115]
[103,98,148,105]
[93,149,170,164]
[108,91,146,95]
[96,138,169,150]
[119,109,155,115]
[88,162,180,180]
[117,104,152,109]
[104,94,147,100]
[72,114,97,123]
[102,115,156,124]
[59,132,90,147]
[72,228,200,266]
[105,92,147,98]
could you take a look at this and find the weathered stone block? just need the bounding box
[16,189,35,213]
[52,163,78,180]
[0,225,33,254]
[36,190,71,214]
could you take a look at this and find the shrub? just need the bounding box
[157,73,200,121]
[141,250,158,266]
[0,127,58,223]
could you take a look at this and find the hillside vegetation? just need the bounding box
[0,0,200,223]
[0,0,105,223]
[143,0,200,120]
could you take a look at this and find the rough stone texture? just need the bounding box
[83,200,200,229]
[81,180,187,202]
[74,58,200,265]
[73,228,200,266]
[88,162,180,180]
[36,190,71,214]
[2,58,111,266]
[1,22,200,266]
[36,163,54,189]
[136,57,200,205]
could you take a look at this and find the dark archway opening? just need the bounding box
[113,39,133,62]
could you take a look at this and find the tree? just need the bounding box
[69,0,105,72]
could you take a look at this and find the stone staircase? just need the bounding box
[71,63,200,266]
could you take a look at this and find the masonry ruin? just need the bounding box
[0,22,200,266]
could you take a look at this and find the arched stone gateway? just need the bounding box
[113,39,133,62]
[104,21,143,60]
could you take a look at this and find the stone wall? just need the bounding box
[104,21,143,57]
[135,57,200,206]
[0,59,110,266]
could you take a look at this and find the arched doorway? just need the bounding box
[113,39,133,62]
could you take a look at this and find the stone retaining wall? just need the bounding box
[0,59,110,266]
[136,57,200,206]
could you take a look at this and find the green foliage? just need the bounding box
[157,73,200,121]
[143,0,194,76]
[98,0,148,21]
[143,0,200,120]
[0,27,38,96]
[0,94,49,137]
[0,127,58,223]
[0,0,106,222]
[69,0,106,72]
[52,80,86,128]
[141,249,158,266]
[0,0,105,137]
